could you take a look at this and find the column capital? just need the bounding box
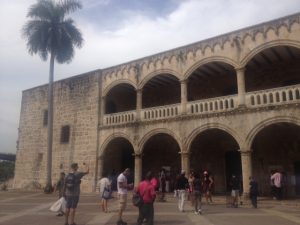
[179,151,189,155]
[180,79,188,84]
[132,152,142,158]
[234,66,246,72]
[238,149,252,155]
[136,88,143,93]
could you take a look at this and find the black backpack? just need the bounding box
[65,173,80,190]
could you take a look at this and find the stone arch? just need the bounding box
[240,40,300,67]
[102,79,137,97]
[186,123,242,153]
[139,69,181,89]
[99,132,136,158]
[245,116,300,150]
[184,56,239,80]
[138,128,182,153]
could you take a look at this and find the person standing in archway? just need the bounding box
[158,168,166,202]
[249,176,258,208]
[176,170,189,212]
[271,170,282,200]
[202,171,213,204]
[230,174,241,208]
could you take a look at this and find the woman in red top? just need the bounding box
[136,171,156,225]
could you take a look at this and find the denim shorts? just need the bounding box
[66,195,80,209]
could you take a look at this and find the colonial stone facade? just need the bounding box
[14,13,300,196]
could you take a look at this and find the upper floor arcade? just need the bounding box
[99,13,300,127]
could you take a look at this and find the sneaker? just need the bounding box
[198,209,202,214]
[194,211,198,215]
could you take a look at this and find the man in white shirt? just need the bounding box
[117,168,133,225]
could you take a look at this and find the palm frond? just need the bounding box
[27,0,54,21]
[59,0,82,15]
[62,18,83,48]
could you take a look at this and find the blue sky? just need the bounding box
[0,0,300,154]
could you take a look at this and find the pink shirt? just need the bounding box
[137,181,156,203]
[150,177,158,189]
[271,172,282,188]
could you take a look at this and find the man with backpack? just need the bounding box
[63,162,89,225]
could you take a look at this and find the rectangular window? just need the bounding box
[61,125,70,143]
[43,110,48,126]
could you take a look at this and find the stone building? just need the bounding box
[14,13,300,197]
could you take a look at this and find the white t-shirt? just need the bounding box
[117,173,128,194]
[97,177,110,194]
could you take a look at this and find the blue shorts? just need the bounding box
[66,196,80,209]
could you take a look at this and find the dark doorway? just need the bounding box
[225,151,242,192]
[189,129,240,194]
[294,161,300,195]
[142,133,181,192]
[102,137,134,181]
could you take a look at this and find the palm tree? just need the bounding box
[22,0,83,192]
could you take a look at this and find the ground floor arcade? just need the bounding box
[97,120,300,197]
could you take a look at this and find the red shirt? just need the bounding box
[137,180,156,203]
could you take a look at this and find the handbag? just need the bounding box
[132,191,143,207]
[102,186,112,199]
[50,197,66,212]
[132,183,150,207]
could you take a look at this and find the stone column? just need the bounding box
[240,150,253,197]
[136,89,142,121]
[180,80,188,114]
[180,151,190,175]
[134,153,142,186]
[100,96,106,125]
[235,67,246,107]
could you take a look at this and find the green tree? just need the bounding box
[0,161,15,182]
[22,0,83,192]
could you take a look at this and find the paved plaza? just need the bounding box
[0,191,300,225]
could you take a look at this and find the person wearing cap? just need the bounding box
[63,162,89,225]
[175,170,189,212]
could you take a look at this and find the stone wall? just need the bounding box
[14,72,100,191]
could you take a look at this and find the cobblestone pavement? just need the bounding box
[0,191,300,225]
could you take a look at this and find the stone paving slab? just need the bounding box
[0,191,300,225]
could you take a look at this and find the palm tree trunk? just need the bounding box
[45,52,55,193]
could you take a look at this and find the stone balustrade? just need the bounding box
[103,110,136,125]
[141,103,180,121]
[246,84,300,107]
[102,85,300,126]
[188,95,237,115]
